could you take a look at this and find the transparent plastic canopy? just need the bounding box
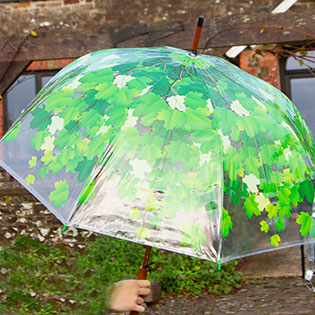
[1,47,315,263]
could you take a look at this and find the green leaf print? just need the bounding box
[49,180,69,208]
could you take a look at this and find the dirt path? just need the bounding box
[144,277,315,314]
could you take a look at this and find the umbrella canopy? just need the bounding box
[1,46,315,264]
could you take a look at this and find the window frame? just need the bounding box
[280,54,315,98]
[3,70,57,132]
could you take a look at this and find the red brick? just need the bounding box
[64,0,80,5]
[26,60,48,71]
[240,50,280,89]
[26,59,75,71]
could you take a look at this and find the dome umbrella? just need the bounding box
[1,17,315,308]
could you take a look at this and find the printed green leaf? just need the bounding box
[270,234,281,247]
[184,92,207,109]
[278,187,291,206]
[44,89,75,114]
[296,212,312,236]
[49,180,69,208]
[157,108,187,130]
[28,156,37,169]
[181,222,207,251]
[25,174,35,185]
[30,131,50,151]
[278,205,291,219]
[75,159,97,182]
[38,167,49,179]
[266,203,279,219]
[54,129,82,149]
[129,208,141,221]
[275,218,285,232]
[299,180,315,204]
[221,208,233,238]
[80,109,103,129]
[3,122,21,142]
[149,214,163,227]
[41,150,55,166]
[185,108,212,131]
[260,220,269,233]
[137,227,150,240]
[244,194,260,218]
[289,185,300,207]
[30,108,52,131]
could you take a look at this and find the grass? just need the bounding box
[0,235,242,314]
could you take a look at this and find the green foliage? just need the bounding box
[221,207,233,237]
[49,180,69,208]
[0,235,242,314]
[270,234,281,247]
[296,212,315,237]
[3,122,21,142]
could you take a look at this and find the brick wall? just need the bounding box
[239,49,280,89]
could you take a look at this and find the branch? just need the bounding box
[202,25,315,52]
[0,34,31,88]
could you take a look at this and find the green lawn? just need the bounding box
[0,235,241,314]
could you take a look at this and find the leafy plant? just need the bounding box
[0,235,242,314]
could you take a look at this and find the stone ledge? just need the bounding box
[0,181,30,195]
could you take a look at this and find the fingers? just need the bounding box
[136,296,144,305]
[135,280,151,296]
[109,279,151,312]
[133,303,145,312]
[137,280,151,288]
[138,287,151,296]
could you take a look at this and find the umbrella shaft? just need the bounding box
[127,246,152,315]
[138,245,152,279]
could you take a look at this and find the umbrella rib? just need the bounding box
[184,68,197,81]
[205,73,229,107]
[118,61,165,75]
[163,67,185,97]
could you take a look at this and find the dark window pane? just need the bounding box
[286,51,315,70]
[6,74,36,127]
[41,75,54,87]
[290,77,315,136]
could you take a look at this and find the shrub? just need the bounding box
[0,235,242,314]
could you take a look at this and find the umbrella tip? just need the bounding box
[190,16,204,56]
[62,222,68,233]
[217,261,222,271]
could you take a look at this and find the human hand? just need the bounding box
[109,279,151,312]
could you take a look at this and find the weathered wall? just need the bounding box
[2,0,314,37]
[0,170,94,247]
[0,0,311,247]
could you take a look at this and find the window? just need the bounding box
[280,51,315,136]
[3,71,57,131]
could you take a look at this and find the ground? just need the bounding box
[144,277,315,314]
[109,246,315,314]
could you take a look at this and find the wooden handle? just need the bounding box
[127,246,152,315]
[191,16,204,55]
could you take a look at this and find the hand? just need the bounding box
[109,279,151,312]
